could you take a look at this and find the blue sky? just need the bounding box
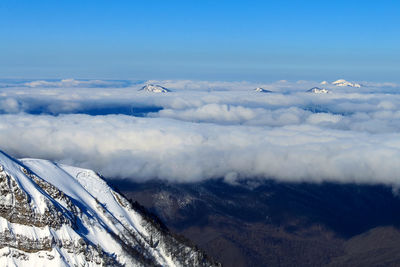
[0,0,399,82]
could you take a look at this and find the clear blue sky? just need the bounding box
[0,0,399,82]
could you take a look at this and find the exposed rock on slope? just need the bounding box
[332,79,362,88]
[307,87,329,94]
[140,84,171,93]
[254,87,272,93]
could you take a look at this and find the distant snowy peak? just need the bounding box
[332,79,362,88]
[0,151,216,267]
[140,84,171,93]
[320,81,328,85]
[307,87,330,94]
[254,87,272,93]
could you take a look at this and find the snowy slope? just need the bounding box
[0,151,216,267]
[332,79,362,88]
[254,87,272,93]
[306,87,329,94]
[139,84,171,93]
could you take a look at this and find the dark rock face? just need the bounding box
[0,168,73,229]
[115,179,400,267]
[140,84,171,93]
[0,230,53,252]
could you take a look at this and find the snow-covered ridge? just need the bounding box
[0,151,217,266]
[332,79,362,88]
[254,87,272,93]
[140,84,171,93]
[307,87,329,94]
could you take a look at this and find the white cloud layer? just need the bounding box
[1,79,400,185]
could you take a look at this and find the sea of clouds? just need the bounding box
[1,78,400,186]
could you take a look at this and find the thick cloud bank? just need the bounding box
[1,79,400,185]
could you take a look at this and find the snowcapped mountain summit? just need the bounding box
[0,151,216,266]
[254,87,272,93]
[306,87,329,94]
[332,79,362,88]
[140,84,171,93]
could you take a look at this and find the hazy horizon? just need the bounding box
[1,1,399,82]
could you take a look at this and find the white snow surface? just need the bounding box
[332,79,362,88]
[140,84,170,93]
[0,151,180,266]
[306,87,330,94]
[254,87,272,93]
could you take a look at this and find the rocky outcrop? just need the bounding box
[0,168,72,229]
